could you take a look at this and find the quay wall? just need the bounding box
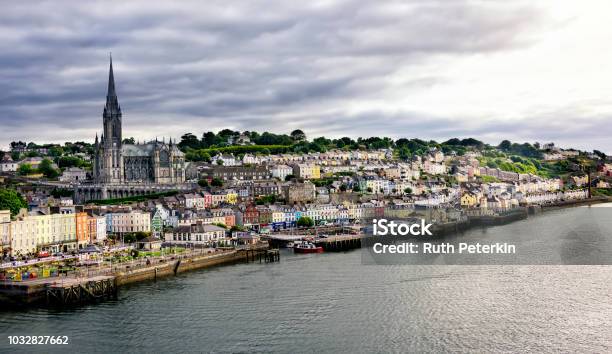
[540,196,609,210]
[0,251,252,307]
[115,251,247,286]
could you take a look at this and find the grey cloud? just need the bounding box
[2,0,608,153]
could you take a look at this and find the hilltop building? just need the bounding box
[75,57,192,203]
[93,57,186,184]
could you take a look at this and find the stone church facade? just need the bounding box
[93,57,186,185]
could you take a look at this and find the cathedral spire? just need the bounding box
[104,54,121,117]
[108,53,116,97]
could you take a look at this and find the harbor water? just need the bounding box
[1,205,612,353]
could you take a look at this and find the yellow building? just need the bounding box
[31,212,77,253]
[460,192,478,207]
[10,211,37,256]
[1,210,11,255]
[225,192,238,205]
[293,164,321,180]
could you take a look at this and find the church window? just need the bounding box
[160,150,170,167]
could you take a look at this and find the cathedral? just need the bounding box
[93,57,186,185]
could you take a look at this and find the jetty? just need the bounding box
[0,247,278,308]
[314,234,362,251]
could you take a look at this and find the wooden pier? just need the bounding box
[45,276,117,306]
[1,247,280,308]
[243,249,280,263]
[314,235,362,252]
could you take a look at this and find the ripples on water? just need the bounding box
[1,207,612,353]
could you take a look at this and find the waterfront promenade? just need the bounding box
[0,247,273,306]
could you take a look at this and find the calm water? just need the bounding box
[1,206,612,353]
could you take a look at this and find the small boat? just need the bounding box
[294,242,323,254]
[286,242,295,248]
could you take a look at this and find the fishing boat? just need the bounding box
[294,242,323,254]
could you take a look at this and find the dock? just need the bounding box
[46,276,117,306]
[244,249,280,263]
[0,247,280,308]
[314,234,362,251]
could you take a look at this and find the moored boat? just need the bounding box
[294,242,324,254]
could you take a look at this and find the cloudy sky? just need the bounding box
[1,0,611,153]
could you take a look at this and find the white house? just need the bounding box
[184,193,206,209]
[0,155,18,172]
[212,154,238,166]
[271,164,293,181]
[59,167,87,183]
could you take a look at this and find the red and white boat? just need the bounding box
[294,242,324,254]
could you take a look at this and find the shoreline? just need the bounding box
[0,248,276,308]
[1,197,610,309]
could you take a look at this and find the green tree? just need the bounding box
[17,164,33,176]
[198,179,209,188]
[404,187,413,194]
[57,156,85,168]
[297,216,314,227]
[0,189,27,217]
[39,159,59,178]
[230,225,246,232]
[48,146,64,157]
[290,129,306,142]
[211,177,223,187]
[178,133,201,149]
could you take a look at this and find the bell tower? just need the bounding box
[101,54,123,183]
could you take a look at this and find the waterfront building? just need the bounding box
[21,210,78,254]
[151,209,164,237]
[105,210,151,234]
[165,223,226,245]
[0,210,11,255]
[87,215,107,244]
[243,205,259,226]
[460,192,478,207]
[10,212,37,256]
[75,211,90,248]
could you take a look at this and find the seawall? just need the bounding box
[114,250,247,286]
[0,250,266,308]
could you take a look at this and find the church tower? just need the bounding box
[101,55,123,183]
